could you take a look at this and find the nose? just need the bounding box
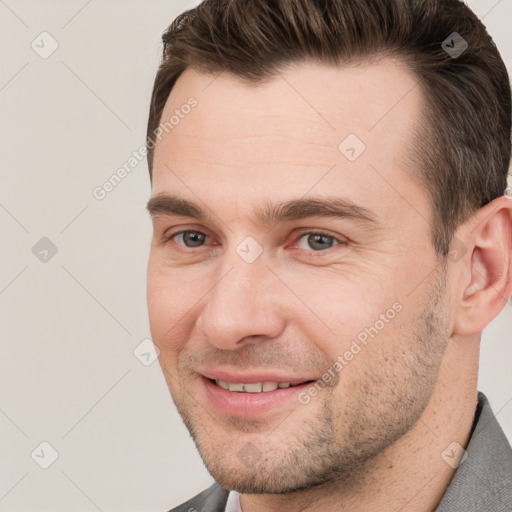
[196,253,286,350]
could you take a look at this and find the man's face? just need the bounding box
[147,60,453,493]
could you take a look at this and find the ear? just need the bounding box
[452,195,512,336]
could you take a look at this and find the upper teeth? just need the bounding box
[215,380,293,392]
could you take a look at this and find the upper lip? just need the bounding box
[200,369,315,385]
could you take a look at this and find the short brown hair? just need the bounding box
[146,0,511,255]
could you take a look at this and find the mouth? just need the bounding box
[208,378,315,393]
[200,375,317,417]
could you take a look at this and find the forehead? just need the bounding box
[151,59,429,225]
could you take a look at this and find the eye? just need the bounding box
[170,230,210,248]
[295,232,343,251]
[165,229,345,253]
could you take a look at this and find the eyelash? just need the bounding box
[164,229,346,253]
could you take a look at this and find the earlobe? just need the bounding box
[452,196,512,336]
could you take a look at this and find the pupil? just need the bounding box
[309,234,332,250]
[185,231,204,247]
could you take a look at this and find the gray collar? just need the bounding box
[435,392,512,511]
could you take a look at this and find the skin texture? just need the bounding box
[147,60,512,511]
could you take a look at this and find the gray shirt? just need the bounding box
[168,392,512,511]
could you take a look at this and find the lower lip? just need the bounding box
[201,376,314,417]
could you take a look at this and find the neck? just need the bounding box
[240,335,480,512]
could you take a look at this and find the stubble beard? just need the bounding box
[171,267,450,494]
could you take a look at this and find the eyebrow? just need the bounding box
[146,194,380,228]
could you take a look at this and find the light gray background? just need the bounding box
[0,1,511,511]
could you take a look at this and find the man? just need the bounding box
[145,0,512,510]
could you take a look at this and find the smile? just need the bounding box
[214,379,310,393]
[201,376,317,417]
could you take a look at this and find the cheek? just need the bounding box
[147,254,219,355]
[281,265,391,334]
[286,270,409,374]
[147,262,195,351]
